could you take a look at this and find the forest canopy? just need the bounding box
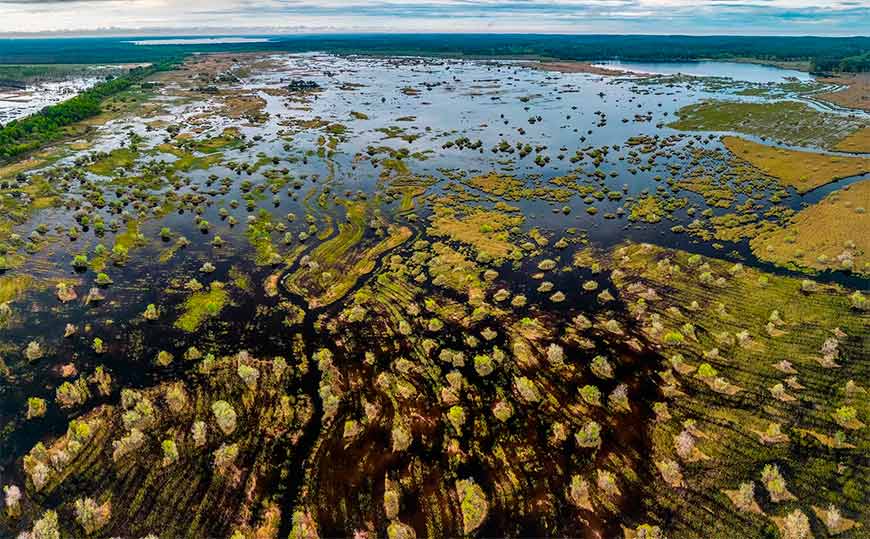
[0,35,868,72]
[0,61,174,162]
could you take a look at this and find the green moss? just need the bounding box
[174,283,229,332]
[87,147,138,176]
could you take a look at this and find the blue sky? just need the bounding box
[1,0,867,36]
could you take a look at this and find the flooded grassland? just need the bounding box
[0,53,868,539]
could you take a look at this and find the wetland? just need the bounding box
[0,51,867,539]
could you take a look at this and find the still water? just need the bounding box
[594,60,814,83]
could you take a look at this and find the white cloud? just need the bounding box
[0,0,866,34]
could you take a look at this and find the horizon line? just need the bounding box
[2,30,869,39]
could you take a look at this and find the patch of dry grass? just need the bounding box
[835,127,870,153]
[724,136,870,193]
[818,74,870,112]
[750,179,870,276]
[428,204,523,260]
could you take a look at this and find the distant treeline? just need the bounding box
[1,34,869,72]
[0,61,174,162]
[813,51,870,73]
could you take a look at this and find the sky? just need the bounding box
[0,0,868,36]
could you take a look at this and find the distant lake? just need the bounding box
[593,60,814,83]
[126,37,272,46]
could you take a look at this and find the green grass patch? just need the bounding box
[174,282,229,332]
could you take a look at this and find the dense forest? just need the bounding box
[0,62,173,162]
[1,34,868,72]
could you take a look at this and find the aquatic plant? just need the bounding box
[776,508,812,539]
[849,291,867,311]
[155,350,174,366]
[391,419,412,452]
[655,459,685,488]
[832,405,863,429]
[26,397,47,419]
[492,400,513,422]
[608,383,630,412]
[596,469,620,498]
[590,355,613,379]
[143,303,159,321]
[164,383,187,414]
[474,354,494,376]
[56,379,90,408]
[72,254,88,270]
[191,420,207,448]
[546,343,565,367]
[386,520,416,539]
[25,340,43,361]
[447,405,466,434]
[724,481,761,514]
[514,376,541,403]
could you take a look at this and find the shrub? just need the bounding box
[74,497,111,534]
[213,443,239,474]
[211,400,237,436]
[574,421,602,448]
[579,384,601,406]
[237,364,260,391]
[161,440,179,466]
[189,421,207,448]
[697,362,718,378]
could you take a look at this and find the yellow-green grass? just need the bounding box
[90,220,144,272]
[154,143,223,172]
[175,283,229,332]
[195,127,243,153]
[724,136,870,193]
[285,202,414,307]
[750,179,870,276]
[0,273,35,304]
[87,147,138,176]
[428,204,524,260]
[670,100,866,149]
[245,211,282,267]
[612,242,868,535]
[307,225,413,308]
[835,127,870,153]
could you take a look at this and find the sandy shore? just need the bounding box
[522,61,633,76]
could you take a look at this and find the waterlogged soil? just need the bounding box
[0,53,867,539]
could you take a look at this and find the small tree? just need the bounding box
[211,400,237,436]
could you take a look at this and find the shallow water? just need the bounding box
[594,60,814,83]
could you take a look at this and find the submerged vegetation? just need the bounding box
[0,50,867,539]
